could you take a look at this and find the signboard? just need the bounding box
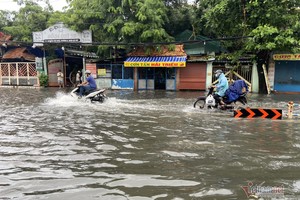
[86,63,97,78]
[33,22,92,44]
[35,57,43,71]
[273,54,300,61]
[124,61,186,67]
[98,69,106,76]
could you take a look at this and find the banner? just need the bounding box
[124,62,186,67]
[273,54,300,60]
[97,69,106,76]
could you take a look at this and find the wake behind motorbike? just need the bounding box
[70,87,107,103]
[193,86,248,110]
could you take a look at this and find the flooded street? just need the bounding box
[0,87,300,200]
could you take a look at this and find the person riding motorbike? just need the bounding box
[78,70,97,98]
[211,69,228,106]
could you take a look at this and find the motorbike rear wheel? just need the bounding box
[90,94,106,103]
[193,98,206,109]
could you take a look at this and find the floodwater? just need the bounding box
[0,87,300,200]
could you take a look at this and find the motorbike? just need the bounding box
[70,87,107,103]
[193,86,248,110]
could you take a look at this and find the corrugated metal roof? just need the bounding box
[175,30,227,54]
[2,47,36,61]
[125,56,186,62]
[66,49,99,58]
[127,44,187,57]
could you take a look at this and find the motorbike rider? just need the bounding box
[78,70,97,98]
[211,69,228,106]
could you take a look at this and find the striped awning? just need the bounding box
[124,56,186,67]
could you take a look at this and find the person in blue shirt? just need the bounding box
[78,70,97,97]
[212,69,228,105]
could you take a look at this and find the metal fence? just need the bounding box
[212,64,253,91]
[0,62,38,86]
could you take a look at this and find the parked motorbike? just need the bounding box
[70,87,107,103]
[193,86,248,110]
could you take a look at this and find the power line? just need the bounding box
[0,36,252,49]
[0,35,252,47]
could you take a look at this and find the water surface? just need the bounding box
[0,87,299,199]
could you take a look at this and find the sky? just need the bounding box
[0,0,195,12]
[0,0,68,11]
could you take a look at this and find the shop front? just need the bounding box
[124,56,186,90]
[178,62,207,90]
[273,54,300,93]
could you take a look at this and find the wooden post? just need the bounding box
[37,71,40,86]
[134,67,138,91]
[176,67,180,91]
[27,63,30,85]
[287,101,294,119]
[0,63,2,85]
[8,63,11,85]
[63,55,66,88]
[16,63,19,86]
[262,64,271,95]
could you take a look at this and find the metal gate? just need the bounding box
[274,61,300,92]
[0,62,38,86]
[179,63,206,90]
[212,64,252,91]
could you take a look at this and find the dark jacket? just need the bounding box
[225,80,248,103]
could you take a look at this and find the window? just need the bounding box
[138,68,147,79]
[112,65,122,79]
[146,68,154,79]
[124,67,133,79]
[166,68,175,79]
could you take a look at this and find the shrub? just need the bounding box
[39,72,48,87]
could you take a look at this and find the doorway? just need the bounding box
[154,68,166,89]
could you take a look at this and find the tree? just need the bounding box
[196,0,300,59]
[2,0,52,42]
[194,0,300,93]
[0,11,13,29]
[62,0,175,57]
[245,0,300,54]
[163,0,194,37]
[65,0,173,43]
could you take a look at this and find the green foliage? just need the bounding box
[195,0,300,62]
[97,45,111,59]
[65,0,174,44]
[167,44,176,51]
[1,0,52,42]
[164,3,193,36]
[38,72,48,87]
[0,0,299,62]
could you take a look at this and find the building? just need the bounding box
[270,53,300,93]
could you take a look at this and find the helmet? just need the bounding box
[85,70,91,74]
[214,69,223,74]
[214,69,223,78]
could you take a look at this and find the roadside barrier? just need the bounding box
[287,101,300,119]
[234,108,282,120]
[234,101,300,120]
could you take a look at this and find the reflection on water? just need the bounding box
[0,87,300,199]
